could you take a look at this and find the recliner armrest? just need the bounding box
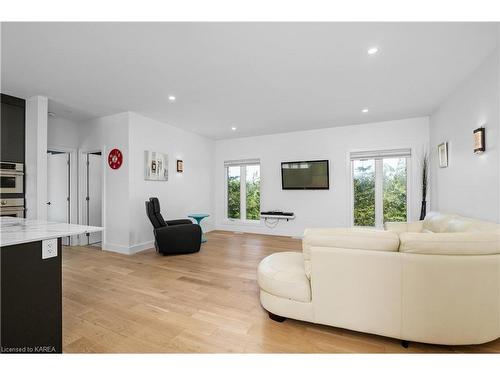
[166,219,194,226]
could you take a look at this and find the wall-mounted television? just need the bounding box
[281,160,329,190]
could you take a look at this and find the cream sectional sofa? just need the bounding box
[257,212,500,346]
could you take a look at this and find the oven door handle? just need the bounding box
[0,171,24,176]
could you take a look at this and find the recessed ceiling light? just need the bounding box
[362,108,369,113]
[367,47,378,55]
[231,127,237,131]
[168,95,176,102]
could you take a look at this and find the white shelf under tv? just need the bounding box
[261,214,295,221]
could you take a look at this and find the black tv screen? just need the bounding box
[281,160,329,190]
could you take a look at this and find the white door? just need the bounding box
[87,153,102,245]
[47,152,70,244]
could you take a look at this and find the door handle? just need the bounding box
[46,201,51,205]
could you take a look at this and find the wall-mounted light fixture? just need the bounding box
[473,127,485,154]
[176,159,184,173]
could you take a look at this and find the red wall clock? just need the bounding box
[108,148,123,169]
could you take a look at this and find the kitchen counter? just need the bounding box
[0,218,103,353]
[0,217,102,247]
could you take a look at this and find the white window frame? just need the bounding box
[349,149,411,229]
[224,159,261,224]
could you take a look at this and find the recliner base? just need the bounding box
[159,248,200,256]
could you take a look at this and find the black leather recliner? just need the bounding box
[145,197,202,255]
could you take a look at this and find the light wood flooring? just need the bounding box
[62,231,500,353]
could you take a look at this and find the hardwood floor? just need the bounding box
[62,231,500,353]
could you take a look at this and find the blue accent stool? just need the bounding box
[188,214,210,243]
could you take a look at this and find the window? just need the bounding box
[227,166,241,219]
[351,149,410,228]
[225,160,260,221]
[352,159,376,226]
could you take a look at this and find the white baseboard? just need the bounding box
[102,241,154,255]
[102,242,133,255]
[129,241,155,254]
[215,224,301,239]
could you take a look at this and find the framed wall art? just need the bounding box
[145,151,168,181]
[438,142,448,168]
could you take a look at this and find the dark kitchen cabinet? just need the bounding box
[0,239,63,353]
[1,94,26,163]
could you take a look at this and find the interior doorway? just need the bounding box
[47,150,70,245]
[83,151,102,246]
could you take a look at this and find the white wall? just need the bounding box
[48,116,80,149]
[429,50,499,222]
[215,117,430,237]
[128,112,215,252]
[79,112,131,253]
[74,111,214,254]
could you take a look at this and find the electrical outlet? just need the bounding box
[42,239,58,259]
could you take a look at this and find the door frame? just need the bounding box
[78,148,105,247]
[47,145,78,245]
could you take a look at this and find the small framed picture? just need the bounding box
[473,127,485,154]
[438,142,448,168]
[176,159,184,173]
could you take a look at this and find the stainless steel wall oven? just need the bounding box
[0,162,24,194]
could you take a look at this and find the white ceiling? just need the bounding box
[1,22,498,139]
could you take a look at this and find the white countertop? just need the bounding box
[0,217,103,247]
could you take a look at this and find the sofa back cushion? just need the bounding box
[399,232,500,255]
[303,228,400,278]
[422,212,453,233]
[423,211,499,233]
[445,216,499,233]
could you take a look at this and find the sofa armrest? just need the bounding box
[399,232,500,255]
[384,221,424,234]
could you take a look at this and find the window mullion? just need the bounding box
[350,161,355,226]
[240,165,247,220]
[375,159,384,229]
[406,157,411,221]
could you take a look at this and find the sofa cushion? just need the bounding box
[257,251,311,303]
[303,228,400,278]
[422,211,500,233]
[445,216,500,233]
[422,212,453,233]
[399,232,500,255]
[385,221,424,234]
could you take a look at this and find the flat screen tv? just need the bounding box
[281,160,329,190]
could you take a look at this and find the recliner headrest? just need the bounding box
[146,200,161,229]
[150,197,161,214]
[148,197,166,227]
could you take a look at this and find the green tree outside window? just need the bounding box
[227,164,260,220]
